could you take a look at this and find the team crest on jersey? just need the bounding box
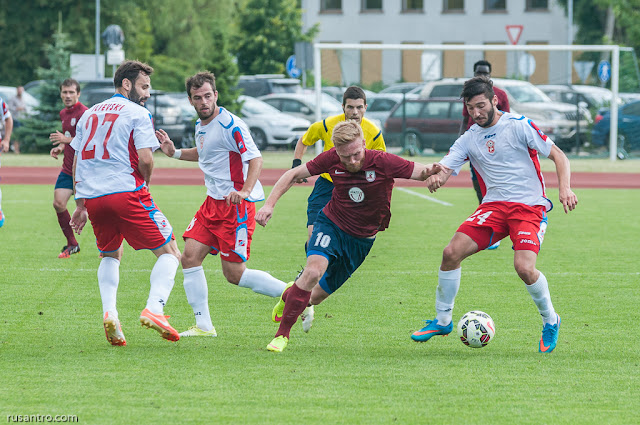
[71,117,77,127]
[365,170,376,182]
[198,135,205,150]
[349,187,365,203]
[486,139,495,154]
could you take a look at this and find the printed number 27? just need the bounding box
[81,113,119,160]
[466,209,493,225]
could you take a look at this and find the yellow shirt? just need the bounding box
[301,114,386,182]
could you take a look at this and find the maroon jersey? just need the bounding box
[59,102,88,175]
[306,149,414,238]
[462,86,510,130]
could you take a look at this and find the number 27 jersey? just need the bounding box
[71,94,160,199]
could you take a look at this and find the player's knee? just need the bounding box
[222,267,242,285]
[181,252,200,269]
[442,244,462,266]
[514,261,537,284]
[53,200,66,212]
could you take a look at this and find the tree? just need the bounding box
[235,0,318,75]
[14,32,72,152]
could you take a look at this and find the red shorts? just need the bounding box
[183,197,255,263]
[86,187,174,252]
[457,201,548,253]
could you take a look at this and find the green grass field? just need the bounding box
[0,184,638,424]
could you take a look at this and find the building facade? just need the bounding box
[301,0,573,86]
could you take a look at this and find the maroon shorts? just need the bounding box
[183,197,255,263]
[457,201,548,253]
[85,187,174,252]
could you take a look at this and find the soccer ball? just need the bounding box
[457,311,495,348]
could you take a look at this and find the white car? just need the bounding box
[258,92,343,122]
[239,95,310,150]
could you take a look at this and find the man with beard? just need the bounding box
[156,71,287,338]
[288,86,386,331]
[411,76,578,354]
[70,60,182,346]
[50,79,88,258]
[255,121,442,352]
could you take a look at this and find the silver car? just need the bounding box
[258,92,343,122]
[239,95,310,150]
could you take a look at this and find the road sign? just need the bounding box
[286,55,301,79]
[506,25,524,45]
[518,53,536,78]
[573,61,595,84]
[598,60,611,83]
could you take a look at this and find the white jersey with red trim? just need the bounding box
[194,107,264,202]
[71,94,159,199]
[440,111,555,211]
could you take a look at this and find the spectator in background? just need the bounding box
[7,86,25,154]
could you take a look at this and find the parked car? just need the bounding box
[365,93,407,128]
[383,97,464,153]
[0,85,39,117]
[321,86,377,102]
[379,82,424,94]
[237,74,302,97]
[238,95,310,150]
[79,87,192,147]
[537,84,620,111]
[24,78,114,102]
[419,78,591,151]
[591,100,640,155]
[258,92,343,122]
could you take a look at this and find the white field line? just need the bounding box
[395,187,453,206]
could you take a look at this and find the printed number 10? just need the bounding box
[314,232,331,248]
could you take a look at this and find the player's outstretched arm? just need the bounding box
[410,162,446,181]
[256,165,312,227]
[426,163,453,193]
[548,145,578,213]
[156,129,198,161]
[50,130,72,146]
[137,147,154,186]
[292,136,309,183]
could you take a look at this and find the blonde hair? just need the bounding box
[332,121,363,147]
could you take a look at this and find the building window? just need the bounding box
[362,0,382,11]
[403,0,424,12]
[443,0,464,12]
[321,0,342,12]
[484,0,506,12]
[526,0,548,10]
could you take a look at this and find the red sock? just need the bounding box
[57,210,78,246]
[275,283,311,339]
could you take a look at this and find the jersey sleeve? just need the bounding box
[301,120,326,146]
[305,149,335,176]
[438,133,470,175]
[232,121,262,161]
[518,118,555,157]
[383,152,413,179]
[1,99,11,121]
[132,110,160,151]
[363,119,387,152]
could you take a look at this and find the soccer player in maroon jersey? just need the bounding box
[50,79,88,258]
[255,121,442,352]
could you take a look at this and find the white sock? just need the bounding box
[98,257,120,318]
[145,253,179,315]
[526,272,557,326]
[183,266,214,332]
[435,268,461,326]
[238,269,287,297]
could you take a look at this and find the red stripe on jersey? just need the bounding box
[472,164,487,198]
[233,128,248,154]
[528,147,546,198]
[128,130,145,187]
[229,151,244,191]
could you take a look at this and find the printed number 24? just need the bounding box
[466,209,493,225]
[81,113,119,160]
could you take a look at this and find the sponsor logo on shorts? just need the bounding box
[365,170,376,182]
[220,252,230,257]
[517,231,531,235]
[348,187,365,203]
[519,239,538,245]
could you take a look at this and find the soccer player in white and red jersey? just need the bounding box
[69,60,182,346]
[0,96,13,227]
[411,76,578,353]
[49,79,88,258]
[156,71,288,338]
[255,121,441,352]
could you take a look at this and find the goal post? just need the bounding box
[312,43,625,161]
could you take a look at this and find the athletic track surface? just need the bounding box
[1,167,639,189]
